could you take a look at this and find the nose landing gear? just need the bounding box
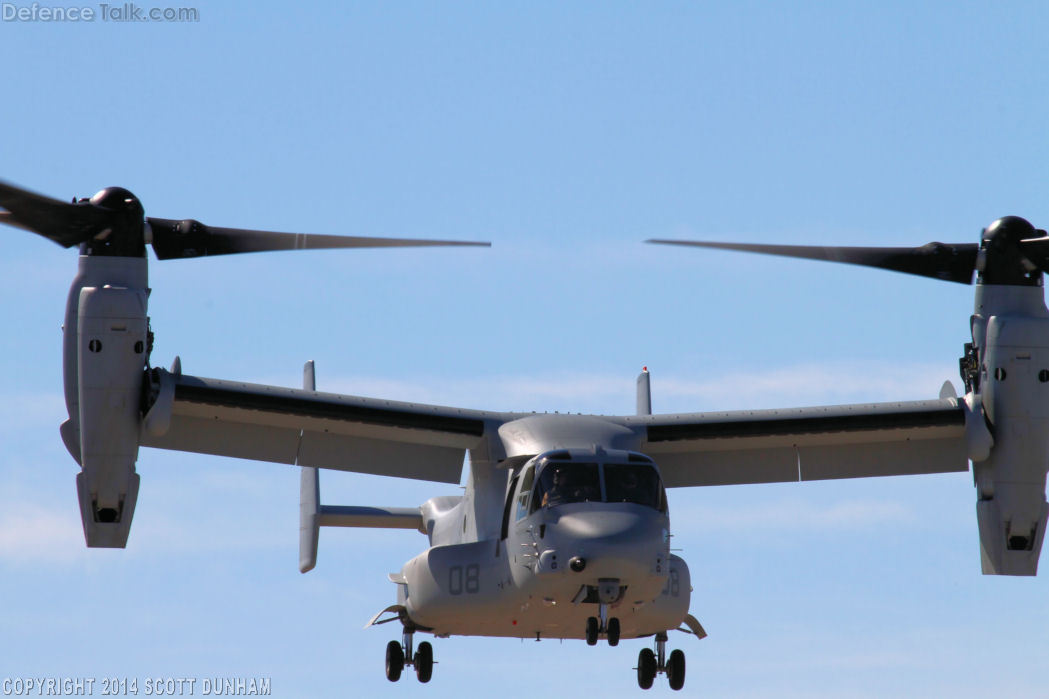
[384,626,435,683]
[636,632,685,691]
[585,603,621,646]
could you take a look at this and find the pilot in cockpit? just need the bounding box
[541,466,566,508]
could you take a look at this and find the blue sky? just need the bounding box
[2,1,1049,696]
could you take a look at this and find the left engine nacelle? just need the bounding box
[65,261,150,548]
[970,286,1049,575]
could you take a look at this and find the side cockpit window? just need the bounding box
[515,465,535,520]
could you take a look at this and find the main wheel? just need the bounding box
[385,640,404,682]
[585,616,600,646]
[606,617,621,646]
[414,641,434,683]
[667,649,686,691]
[637,647,656,690]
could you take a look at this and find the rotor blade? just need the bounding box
[1018,235,1049,273]
[147,217,490,260]
[647,239,980,284]
[0,211,35,234]
[0,180,112,247]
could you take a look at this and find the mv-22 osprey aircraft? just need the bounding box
[2,179,1048,691]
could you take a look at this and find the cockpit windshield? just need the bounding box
[604,463,664,510]
[530,460,666,513]
[533,462,600,509]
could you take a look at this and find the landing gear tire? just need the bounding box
[585,616,599,646]
[667,648,686,691]
[637,647,656,690]
[385,640,404,682]
[414,641,434,683]
[606,617,620,646]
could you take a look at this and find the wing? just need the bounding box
[140,368,507,484]
[621,398,970,487]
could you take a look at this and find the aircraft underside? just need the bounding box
[373,540,698,689]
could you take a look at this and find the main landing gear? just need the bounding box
[636,632,685,691]
[385,626,434,683]
[585,602,621,646]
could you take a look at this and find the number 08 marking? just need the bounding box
[449,564,480,595]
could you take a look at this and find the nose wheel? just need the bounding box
[587,604,616,642]
[636,632,685,691]
[585,603,622,646]
[384,627,434,683]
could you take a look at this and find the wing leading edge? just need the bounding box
[140,369,506,484]
[623,398,970,487]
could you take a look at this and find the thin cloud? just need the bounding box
[0,503,86,565]
[655,360,958,411]
[0,474,291,567]
[0,393,66,434]
[673,498,916,534]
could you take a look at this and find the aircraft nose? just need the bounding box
[545,507,667,582]
[554,509,650,540]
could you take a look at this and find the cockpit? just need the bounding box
[509,450,668,522]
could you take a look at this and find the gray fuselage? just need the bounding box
[397,446,690,640]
